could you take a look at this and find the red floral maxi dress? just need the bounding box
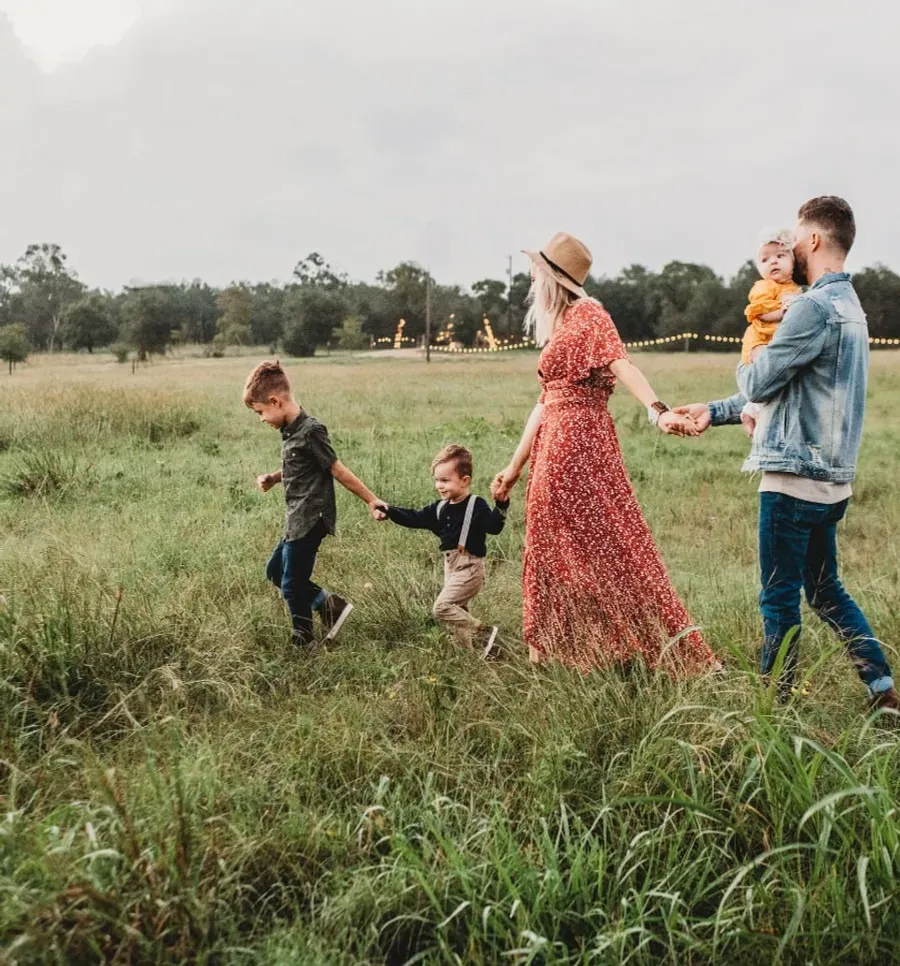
[522,299,718,674]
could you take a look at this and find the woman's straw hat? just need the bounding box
[524,232,591,298]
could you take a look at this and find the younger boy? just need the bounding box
[376,444,509,656]
[741,229,802,434]
[244,360,385,651]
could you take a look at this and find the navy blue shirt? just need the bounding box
[386,494,509,557]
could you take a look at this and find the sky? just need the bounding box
[0,0,140,70]
[1,0,899,291]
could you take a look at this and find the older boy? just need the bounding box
[244,360,384,651]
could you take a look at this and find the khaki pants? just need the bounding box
[433,550,485,648]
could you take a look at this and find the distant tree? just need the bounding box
[7,243,85,351]
[350,282,400,341]
[122,286,175,358]
[0,323,29,373]
[62,292,119,352]
[249,283,286,346]
[179,281,219,343]
[854,265,900,339]
[652,261,723,338]
[471,278,509,334]
[0,265,16,328]
[700,260,760,347]
[332,315,369,351]
[293,252,348,290]
[432,284,481,345]
[375,262,431,338]
[216,284,253,346]
[282,315,314,358]
[587,265,659,342]
[283,287,349,357]
[508,271,531,335]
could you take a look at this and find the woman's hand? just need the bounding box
[492,465,521,502]
[657,411,700,437]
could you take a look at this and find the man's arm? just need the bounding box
[737,298,828,404]
[674,389,748,430]
[708,393,747,426]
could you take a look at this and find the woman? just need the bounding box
[493,232,719,674]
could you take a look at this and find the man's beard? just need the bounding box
[792,250,809,286]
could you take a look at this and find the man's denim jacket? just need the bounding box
[709,272,868,483]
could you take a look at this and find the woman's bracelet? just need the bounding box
[647,401,670,427]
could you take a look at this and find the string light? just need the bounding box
[431,340,535,354]
[372,332,900,352]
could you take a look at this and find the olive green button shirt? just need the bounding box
[280,411,338,541]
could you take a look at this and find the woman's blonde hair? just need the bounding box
[524,267,580,346]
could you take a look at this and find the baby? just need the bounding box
[740,229,802,434]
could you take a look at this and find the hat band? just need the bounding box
[540,251,585,288]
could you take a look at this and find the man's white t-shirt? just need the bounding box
[759,472,852,505]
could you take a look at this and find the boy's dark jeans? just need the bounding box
[758,492,893,696]
[266,520,329,645]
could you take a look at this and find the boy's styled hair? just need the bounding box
[432,444,473,479]
[243,360,292,406]
[756,227,794,265]
[798,195,856,255]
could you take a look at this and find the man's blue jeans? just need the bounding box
[759,492,893,696]
[266,522,329,645]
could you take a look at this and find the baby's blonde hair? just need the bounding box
[756,228,794,270]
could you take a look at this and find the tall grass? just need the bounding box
[1,352,898,964]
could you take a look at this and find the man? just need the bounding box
[677,196,897,711]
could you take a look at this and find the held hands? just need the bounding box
[657,411,701,437]
[491,465,521,503]
[671,403,712,434]
[369,499,389,521]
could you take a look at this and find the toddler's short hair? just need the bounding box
[432,444,473,479]
[243,360,292,406]
[756,228,794,267]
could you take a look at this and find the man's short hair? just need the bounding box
[798,196,856,255]
[243,360,292,406]
[431,443,473,479]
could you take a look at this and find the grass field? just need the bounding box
[2,349,899,965]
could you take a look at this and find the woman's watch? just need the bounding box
[647,401,670,426]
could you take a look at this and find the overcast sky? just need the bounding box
[1,0,898,290]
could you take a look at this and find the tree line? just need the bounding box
[2,242,900,368]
